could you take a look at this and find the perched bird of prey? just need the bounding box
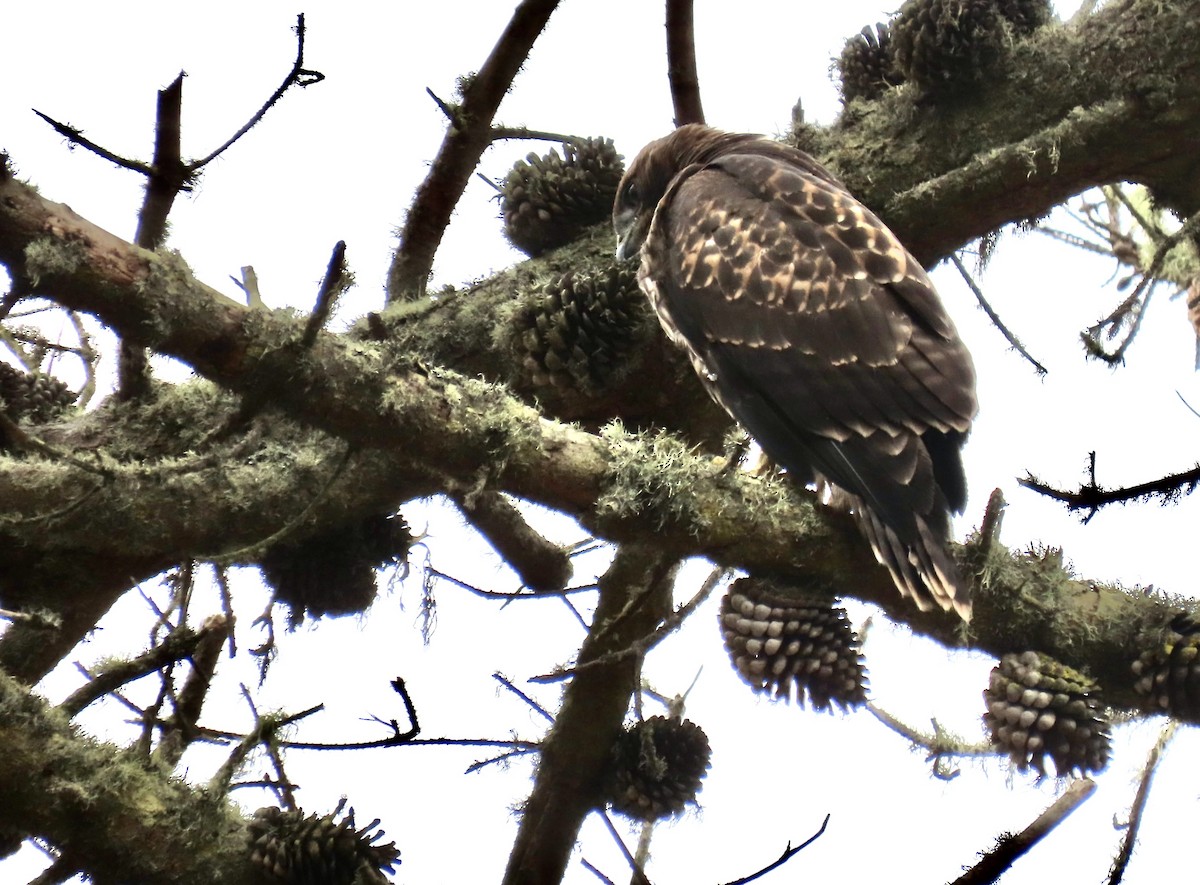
[613,124,977,619]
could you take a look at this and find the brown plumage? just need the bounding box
[613,125,977,619]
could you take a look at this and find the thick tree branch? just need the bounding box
[0,669,260,884]
[503,542,677,885]
[387,0,561,301]
[0,165,1190,712]
[820,0,1200,265]
[665,0,705,126]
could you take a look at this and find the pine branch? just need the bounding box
[387,0,562,301]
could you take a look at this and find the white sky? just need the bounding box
[2,2,1199,883]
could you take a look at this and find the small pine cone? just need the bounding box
[983,651,1111,777]
[509,264,650,394]
[837,23,905,104]
[500,137,625,257]
[890,0,1007,97]
[996,0,1052,35]
[248,802,400,885]
[605,715,711,822]
[719,576,867,712]
[0,362,76,423]
[1131,619,1200,720]
[260,513,412,627]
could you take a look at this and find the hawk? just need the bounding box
[613,124,977,619]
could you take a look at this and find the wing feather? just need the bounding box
[633,128,977,616]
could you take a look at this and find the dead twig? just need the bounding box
[301,241,351,348]
[723,815,831,885]
[1107,720,1178,885]
[951,252,1047,375]
[1021,451,1200,521]
[951,779,1096,885]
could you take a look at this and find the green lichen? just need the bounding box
[596,422,719,532]
[23,237,87,286]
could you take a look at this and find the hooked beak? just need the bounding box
[613,208,648,263]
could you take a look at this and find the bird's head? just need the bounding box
[612,135,676,263]
[613,124,763,262]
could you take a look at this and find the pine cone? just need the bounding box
[509,264,650,394]
[983,651,1111,776]
[837,23,905,104]
[260,513,412,627]
[890,0,1007,97]
[1132,616,1200,720]
[0,362,76,423]
[719,576,867,712]
[605,715,711,822]
[247,802,399,885]
[996,0,1053,34]
[500,137,625,257]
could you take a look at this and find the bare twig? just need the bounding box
[722,814,831,885]
[1084,207,1200,363]
[387,0,562,301]
[279,677,420,750]
[494,673,555,724]
[529,566,723,684]
[582,858,618,885]
[665,0,705,126]
[951,779,1096,885]
[154,614,233,768]
[600,812,652,885]
[951,252,1047,375]
[59,621,230,718]
[190,14,325,169]
[232,266,263,308]
[30,110,150,175]
[464,744,542,774]
[1108,720,1178,885]
[867,702,997,779]
[1020,452,1200,521]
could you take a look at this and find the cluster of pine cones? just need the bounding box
[837,0,1053,101]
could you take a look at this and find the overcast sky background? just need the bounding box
[2,1,1199,883]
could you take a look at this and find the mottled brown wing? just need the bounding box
[639,150,976,610]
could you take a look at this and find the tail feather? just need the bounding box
[855,502,971,621]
